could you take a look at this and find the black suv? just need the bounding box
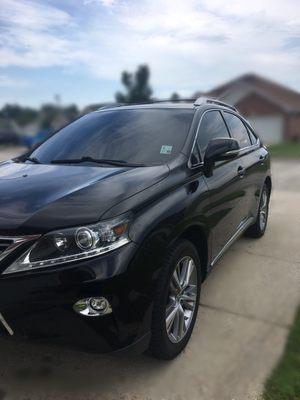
[0,98,271,359]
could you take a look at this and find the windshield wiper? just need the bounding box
[50,156,146,167]
[25,156,41,164]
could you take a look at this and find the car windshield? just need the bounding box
[30,108,194,166]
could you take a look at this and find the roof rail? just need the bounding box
[97,103,125,110]
[148,98,196,104]
[194,97,237,112]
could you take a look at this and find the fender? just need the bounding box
[101,155,212,279]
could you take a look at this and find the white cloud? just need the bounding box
[0,0,76,69]
[0,0,71,30]
[0,0,300,96]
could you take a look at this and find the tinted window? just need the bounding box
[197,111,230,156]
[246,125,258,145]
[31,109,194,165]
[191,143,201,165]
[223,112,251,148]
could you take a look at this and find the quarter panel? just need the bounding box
[240,146,270,218]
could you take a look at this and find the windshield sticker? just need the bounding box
[160,145,173,155]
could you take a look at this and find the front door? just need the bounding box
[195,110,247,261]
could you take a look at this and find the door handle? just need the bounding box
[187,180,199,194]
[259,155,266,164]
[237,166,245,178]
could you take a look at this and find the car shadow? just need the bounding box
[0,335,171,398]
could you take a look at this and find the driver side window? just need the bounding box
[197,111,230,158]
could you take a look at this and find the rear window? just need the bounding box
[223,112,251,148]
[31,109,194,165]
[245,124,258,145]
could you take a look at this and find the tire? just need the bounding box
[149,239,201,360]
[245,183,270,238]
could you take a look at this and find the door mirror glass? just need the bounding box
[204,138,240,164]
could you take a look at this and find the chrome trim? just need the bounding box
[73,297,112,317]
[188,161,204,170]
[0,312,14,335]
[211,216,254,267]
[188,108,260,169]
[0,235,40,264]
[237,142,260,154]
[221,110,261,150]
[188,108,220,168]
[3,237,130,275]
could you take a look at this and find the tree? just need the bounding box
[64,104,79,121]
[40,104,60,130]
[1,104,38,126]
[115,65,152,104]
[170,92,180,101]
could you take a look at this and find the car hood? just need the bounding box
[0,161,169,233]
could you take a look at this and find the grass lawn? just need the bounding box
[268,142,300,158]
[263,307,300,400]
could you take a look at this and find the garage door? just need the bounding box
[247,115,283,144]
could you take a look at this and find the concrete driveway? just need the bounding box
[0,149,299,400]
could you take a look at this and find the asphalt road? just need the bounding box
[0,149,299,400]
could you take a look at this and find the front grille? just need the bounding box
[0,235,41,270]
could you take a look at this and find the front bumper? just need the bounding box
[0,241,153,354]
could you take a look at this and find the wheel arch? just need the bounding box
[178,225,209,281]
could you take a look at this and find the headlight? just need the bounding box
[3,215,131,274]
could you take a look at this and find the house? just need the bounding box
[195,73,300,144]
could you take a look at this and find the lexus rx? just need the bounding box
[0,98,271,359]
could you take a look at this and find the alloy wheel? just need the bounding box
[259,189,268,231]
[165,256,198,343]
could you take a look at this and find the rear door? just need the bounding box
[222,111,264,224]
[194,110,247,261]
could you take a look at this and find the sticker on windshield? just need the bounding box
[160,145,173,155]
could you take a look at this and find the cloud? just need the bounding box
[81,0,300,91]
[83,0,115,6]
[0,0,76,71]
[0,75,28,88]
[0,0,300,96]
[0,0,71,30]
[283,36,300,50]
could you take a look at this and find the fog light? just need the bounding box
[90,297,108,311]
[73,297,112,317]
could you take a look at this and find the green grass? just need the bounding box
[263,307,300,400]
[268,142,300,158]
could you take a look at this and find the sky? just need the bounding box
[0,0,300,108]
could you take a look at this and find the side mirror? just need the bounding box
[204,138,240,165]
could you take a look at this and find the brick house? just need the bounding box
[196,73,300,144]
